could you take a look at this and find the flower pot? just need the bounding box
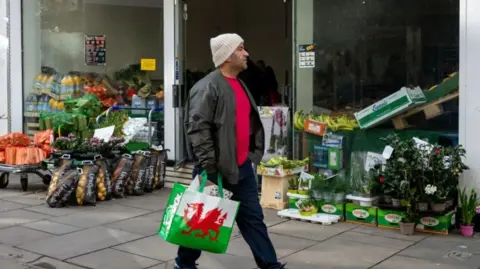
[460,225,474,237]
[299,208,318,217]
[430,202,446,213]
[298,190,309,195]
[312,190,323,200]
[417,202,429,212]
[323,192,333,203]
[383,195,393,204]
[445,199,454,208]
[334,193,345,203]
[288,190,298,194]
[400,222,415,235]
[392,198,402,208]
[360,200,373,207]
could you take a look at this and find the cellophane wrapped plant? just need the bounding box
[380,134,426,223]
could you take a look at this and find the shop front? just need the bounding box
[0,0,479,196]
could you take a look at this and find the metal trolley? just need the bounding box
[96,105,165,147]
[0,163,52,192]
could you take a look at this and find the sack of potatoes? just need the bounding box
[46,168,80,208]
[94,155,112,201]
[144,153,157,193]
[111,154,134,198]
[46,156,74,201]
[75,161,99,206]
[126,151,150,196]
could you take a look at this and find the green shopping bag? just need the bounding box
[158,171,239,254]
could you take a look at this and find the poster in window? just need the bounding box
[85,35,106,65]
[298,44,316,69]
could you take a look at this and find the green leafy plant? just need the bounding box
[288,178,298,190]
[459,187,478,226]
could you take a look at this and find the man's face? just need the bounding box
[226,43,249,71]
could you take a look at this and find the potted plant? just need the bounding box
[298,199,318,216]
[322,179,334,203]
[298,179,310,195]
[399,175,418,235]
[459,187,478,237]
[288,178,298,194]
[310,174,325,200]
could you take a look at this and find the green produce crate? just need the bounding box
[377,208,406,230]
[345,203,377,226]
[415,210,456,235]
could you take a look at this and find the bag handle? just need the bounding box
[198,171,224,198]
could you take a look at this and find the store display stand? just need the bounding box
[278,208,341,225]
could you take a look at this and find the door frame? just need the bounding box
[164,0,187,163]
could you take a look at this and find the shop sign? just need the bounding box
[141,58,157,71]
[304,119,327,136]
[298,44,315,68]
[85,35,106,65]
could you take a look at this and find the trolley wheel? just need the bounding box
[0,173,9,189]
[20,174,28,192]
[42,175,52,186]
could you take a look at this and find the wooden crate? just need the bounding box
[392,91,459,130]
[260,175,297,210]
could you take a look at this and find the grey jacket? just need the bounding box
[184,69,265,185]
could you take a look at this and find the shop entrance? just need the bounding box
[165,0,293,166]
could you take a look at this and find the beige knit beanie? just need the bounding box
[210,33,244,67]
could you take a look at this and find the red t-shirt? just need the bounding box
[226,77,251,165]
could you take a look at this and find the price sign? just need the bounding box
[304,119,327,136]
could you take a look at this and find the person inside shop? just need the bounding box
[257,60,280,105]
[238,50,266,105]
[177,33,287,269]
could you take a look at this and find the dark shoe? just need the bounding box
[173,263,198,269]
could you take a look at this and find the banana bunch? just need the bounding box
[261,157,309,169]
[293,110,359,132]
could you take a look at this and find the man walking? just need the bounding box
[176,33,286,269]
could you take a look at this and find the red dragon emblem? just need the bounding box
[182,202,228,241]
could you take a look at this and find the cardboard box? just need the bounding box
[354,87,427,129]
[415,210,456,235]
[377,208,406,230]
[318,201,345,221]
[345,203,378,226]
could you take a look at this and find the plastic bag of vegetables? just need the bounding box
[125,151,150,196]
[111,154,134,198]
[46,168,80,208]
[75,161,99,206]
[94,155,112,201]
[46,155,73,200]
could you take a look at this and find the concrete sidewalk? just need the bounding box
[0,175,479,269]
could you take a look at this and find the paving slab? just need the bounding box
[231,209,288,238]
[372,255,473,269]
[227,233,317,259]
[0,243,41,263]
[165,253,258,269]
[17,226,144,260]
[30,257,85,269]
[268,220,357,241]
[398,236,480,268]
[67,248,162,269]
[0,189,34,199]
[50,204,151,228]
[113,235,177,262]
[334,231,415,251]
[23,205,88,217]
[105,215,161,236]
[0,226,54,246]
[352,225,428,242]
[22,220,82,235]
[0,200,30,212]
[280,237,397,269]
[146,264,167,269]
[0,209,49,229]
[2,192,48,206]
[112,190,170,211]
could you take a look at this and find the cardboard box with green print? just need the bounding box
[415,210,456,235]
[345,203,377,226]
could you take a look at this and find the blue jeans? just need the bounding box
[175,160,282,269]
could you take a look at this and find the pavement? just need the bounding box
[0,176,479,269]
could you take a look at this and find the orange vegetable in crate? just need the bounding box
[5,147,17,165]
[34,130,53,145]
[0,133,31,150]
